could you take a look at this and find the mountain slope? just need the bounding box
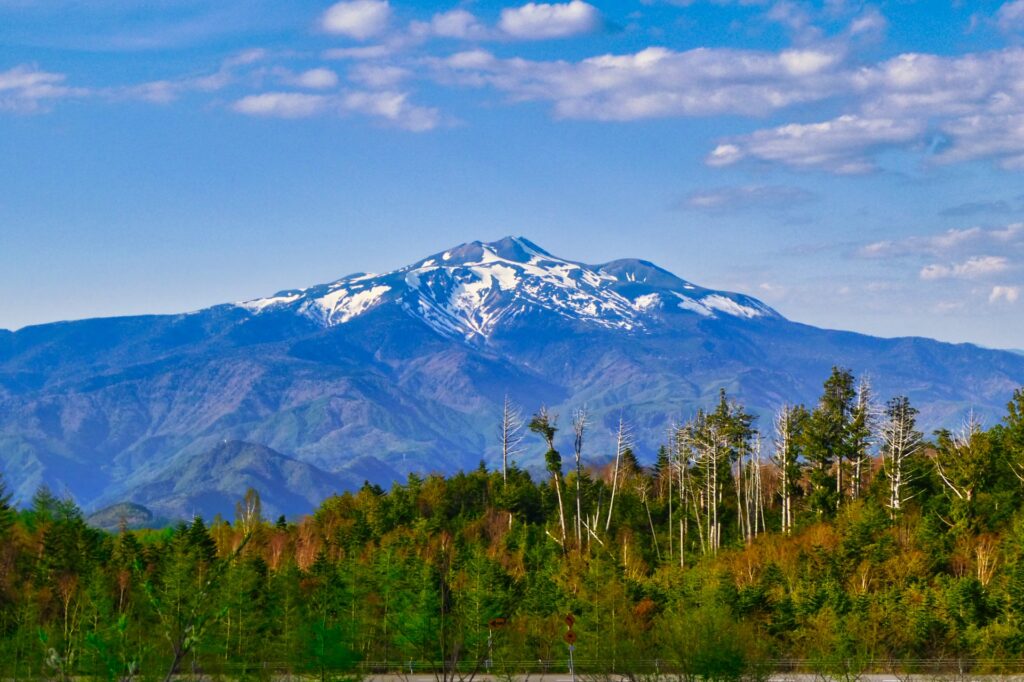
[0,236,1021,518]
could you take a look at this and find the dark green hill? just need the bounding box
[86,502,154,531]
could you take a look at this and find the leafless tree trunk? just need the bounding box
[674,429,690,567]
[572,406,588,547]
[667,425,676,561]
[851,376,877,500]
[933,412,984,503]
[682,414,725,555]
[554,470,567,545]
[881,395,922,517]
[773,406,800,535]
[605,416,631,532]
[498,395,524,487]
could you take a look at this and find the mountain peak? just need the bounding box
[238,236,781,339]
[419,236,553,267]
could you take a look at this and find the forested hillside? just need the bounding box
[3,368,1024,680]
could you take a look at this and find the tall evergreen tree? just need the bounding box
[933,414,994,529]
[803,367,857,516]
[1003,388,1024,483]
[31,484,59,525]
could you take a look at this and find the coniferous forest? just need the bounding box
[4,368,1024,680]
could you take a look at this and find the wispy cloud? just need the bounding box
[119,48,266,104]
[997,0,1024,32]
[424,41,1024,172]
[683,184,816,211]
[706,47,1024,172]
[939,198,1022,218]
[859,223,1024,259]
[431,45,842,121]
[919,256,1011,281]
[0,64,83,112]
[347,63,409,88]
[707,115,923,174]
[232,88,440,131]
[232,92,329,118]
[322,44,395,60]
[989,284,1020,304]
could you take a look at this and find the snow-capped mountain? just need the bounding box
[0,236,1022,520]
[238,237,777,340]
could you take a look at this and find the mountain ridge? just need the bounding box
[0,236,1021,519]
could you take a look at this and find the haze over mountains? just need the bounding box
[1,236,1022,520]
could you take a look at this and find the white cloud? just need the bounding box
[323,45,395,60]
[919,256,1011,280]
[989,285,1020,304]
[432,45,845,121]
[232,89,440,131]
[348,63,409,88]
[224,49,269,68]
[232,92,330,118]
[779,49,839,75]
[121,49,266,104]
[498,1,602,40]
[321,0,392,40]
[294,68,339,90]
[411,9,492,41]
[426,42,1024,170]
[852,49,1024,169]
[997,0,1024,31]
[706,115,923,173]
[847,7,887,37]
[0,64,80,112]
[859,224,1024,258]
[342,90,440,131]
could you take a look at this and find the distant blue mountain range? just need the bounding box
[1,236,1021,519]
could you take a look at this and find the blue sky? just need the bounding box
[2,0,1023,349]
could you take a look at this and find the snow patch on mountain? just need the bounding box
[238,292,303,313]
[633,293,661,311]
[674,293,715,317]
[702,294,767,319]
[237,236,780,339]
[308,285,392,325]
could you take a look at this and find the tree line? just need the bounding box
[2,367,1024,680]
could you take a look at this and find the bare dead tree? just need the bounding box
[604,415,633,532]
[933,411,987,505]
[671,423,693,567]
[666,422,677,561]
[880,395,923,517]
[572,406,588,547]
[850,376,878,500]
[498,395,524,487]
[751,434,766,538]
[773,405,803,535]
[680,412,727,555]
